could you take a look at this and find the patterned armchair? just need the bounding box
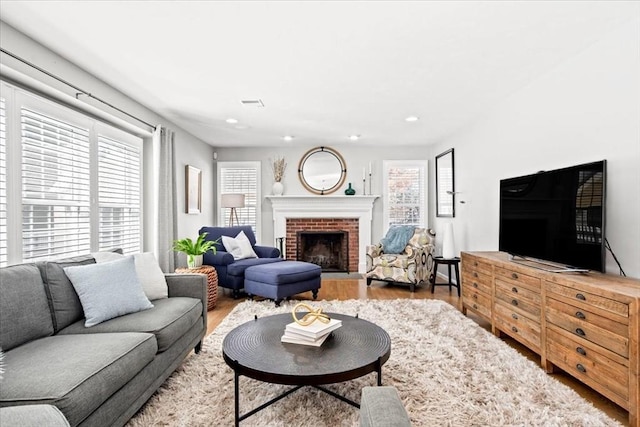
[365,228,436,292]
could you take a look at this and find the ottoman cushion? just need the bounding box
[244,261,321,301]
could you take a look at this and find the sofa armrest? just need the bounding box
[0,405,70,427]
[203,251,234,266]
[254,245,280,258]
[366,244,382,258]
[165,273,208,328]
[360,386,411,427]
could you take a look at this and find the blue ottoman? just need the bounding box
[244,261,322,306]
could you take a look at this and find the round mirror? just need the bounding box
[298,146,347,195]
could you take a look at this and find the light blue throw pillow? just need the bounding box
[64,255,153,327]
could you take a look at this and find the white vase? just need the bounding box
[187,254,203,269]
[272,181,284,196]
[442,223,456,259]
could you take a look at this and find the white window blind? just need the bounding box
[383,160,427,230]
[0,98,6,266]
[218,162,260,237]
[21,107,91,261]
[98,134,141,253]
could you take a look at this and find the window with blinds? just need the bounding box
[383,160,428,231]
[0,82,143,266]
[98,135,141,253]
[218,161,261,238]
[21,107,91,260]
[0,98,6,266]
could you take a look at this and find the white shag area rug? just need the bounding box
[127,299,621,427]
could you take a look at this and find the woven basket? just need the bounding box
[175,265,218,310]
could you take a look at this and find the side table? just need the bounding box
[430,256,461,297]
[175,265,218,310]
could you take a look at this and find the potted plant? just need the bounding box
[172,232,218,269]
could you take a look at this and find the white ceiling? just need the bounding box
[1,1,636,148]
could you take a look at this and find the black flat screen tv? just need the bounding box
[499,160,606,272]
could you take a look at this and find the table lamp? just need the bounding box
[221,193,245,227]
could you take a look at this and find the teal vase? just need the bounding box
[344,182,355,196]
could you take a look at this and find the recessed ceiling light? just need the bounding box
[405,116,419,122]
[283,135,294,141]
[226,118,238,124]
[348,135,360,141]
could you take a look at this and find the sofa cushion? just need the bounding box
[37,255,96,332]
[58,297,201,353]
[372,254,411,269]
[0,264,54,351]
[0,333,156,427]
[92,251,169,300]
[64,256,154,327]
[0,404,70,427]
[226,257,284,277]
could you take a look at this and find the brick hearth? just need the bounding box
[286,218,359,272]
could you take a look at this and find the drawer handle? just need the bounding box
[576,364,586,373]
[576,347,587,356]
[575,328,585,336]
[511,299,518,306]
[511,273,518,279]
[512,313,518,320]
[472,304,478,309]
[474,261,478,266]
[473,294,478,299]
[511,326,518,333]
[575,311,586,320]
[473,272,478,278]
[511,287,518,293]
[473,282,478,288]
[576,293,586,301]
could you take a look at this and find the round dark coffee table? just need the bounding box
[223,312,391,426]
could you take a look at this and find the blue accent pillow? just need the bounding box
[64,255,153,327]
[380,226,416,254]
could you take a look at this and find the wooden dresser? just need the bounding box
[461,251,640,427]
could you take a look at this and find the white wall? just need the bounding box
[214,145,432,246]
[0,22,216,256]
[430,18,640,278]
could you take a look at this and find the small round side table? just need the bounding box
[175,265,218,310]
[430,256,461,297]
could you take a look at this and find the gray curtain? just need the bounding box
[153,126,177,272]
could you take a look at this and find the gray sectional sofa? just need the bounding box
[0,253,208,427]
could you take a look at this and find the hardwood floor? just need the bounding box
[206,277,628,425]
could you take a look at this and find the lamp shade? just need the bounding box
[221,193,245,208]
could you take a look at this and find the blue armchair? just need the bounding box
[199,226,282,298]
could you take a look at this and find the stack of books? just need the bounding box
[281,318,342,347]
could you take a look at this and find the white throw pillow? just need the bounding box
[221,230,258,260]
[64,256,154,327]
[92,251,169,300]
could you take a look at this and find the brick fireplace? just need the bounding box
[287,219,359,272]
[266,195,378,273]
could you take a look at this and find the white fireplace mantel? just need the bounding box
[266,195,379,273]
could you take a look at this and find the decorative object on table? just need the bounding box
[368,161,372,196]
[172,232,218,269]
[442,222,456,259]
[185,165,202,214]
[220,193,245,227]
[175,265,218,310]
[281,302,342,346]
[270,156,287,195]
[298,146,346,195]
[435,148,455,217]
[344,182,356,195]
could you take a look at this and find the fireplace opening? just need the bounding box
[297,231,348,272]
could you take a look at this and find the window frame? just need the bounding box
[216,161,262,242]
[382,159,428,231]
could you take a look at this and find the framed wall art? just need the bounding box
[185,165,202,214]
[435,148,455,217]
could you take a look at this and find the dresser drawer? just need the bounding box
[462,290,491,320]
[547,326,629,402]
[494,301,540,351]
[546,297,628,338]
[462,254,493,277]
[495,281,541,320]
[494,266,541,291]
[463,271,492,295]
[546,303,629,358]
[546,281,628,320]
